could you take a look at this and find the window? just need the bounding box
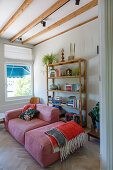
[6,64,33,99]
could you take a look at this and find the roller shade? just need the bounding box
[4,44,32,60]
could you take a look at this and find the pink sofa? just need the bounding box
[5,104,59,145]
[25,121,64,167]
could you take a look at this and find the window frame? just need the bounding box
[5,62,34,101]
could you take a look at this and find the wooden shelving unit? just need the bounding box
[48,75,84,79]
[47,102,86,110]
[48,89,86,94]
[46,58,87,127]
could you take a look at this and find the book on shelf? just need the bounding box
[50,69,61,77]
[48,95,80,109]
[64,84,83,92]
[67,96,79,108]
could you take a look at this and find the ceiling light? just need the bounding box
[75,0,80,5]
[41,20,46,27]
[17,36,22,41]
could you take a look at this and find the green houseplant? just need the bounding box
[42,54,56,66]
[92,102,100,130]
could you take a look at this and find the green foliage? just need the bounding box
[14,77,32,96]
[42,54,56,66]
[92,102,100,122]
[72,68,79,75]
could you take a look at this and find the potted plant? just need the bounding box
[92,102,100,130]
[42,54,57,66]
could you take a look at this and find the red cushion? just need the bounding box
[22,104,36,112]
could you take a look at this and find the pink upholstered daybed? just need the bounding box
[5,104,85,167]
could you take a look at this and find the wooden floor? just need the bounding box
[0,125,100,170]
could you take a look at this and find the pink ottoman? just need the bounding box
[25,121,64,167]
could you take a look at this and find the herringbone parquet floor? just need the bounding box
[0,125,100,170]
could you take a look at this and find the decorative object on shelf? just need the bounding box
[60,69,65,76]
[42,53,56,66]
[88,102,100,130]
[66,68,72,76]
[50,84,58,90]
[72,68,79,76]
[57,84,61,90]
[68,43,76,61]
[68,56,74,61]
[61,48,65,62]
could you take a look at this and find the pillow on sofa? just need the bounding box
[22,104,36,112]
[19,108,39,121]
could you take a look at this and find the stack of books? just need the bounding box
[50,69,56,77]
[64,84,82,92]
[50,69,61,77]
[55,69,60,77]
[48,96,52,103]
[67,96,79,108]
[65,84,75,91]
[54,96,62,104]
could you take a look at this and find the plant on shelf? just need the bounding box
[42,54,57,66]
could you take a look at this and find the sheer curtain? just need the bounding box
[99,0,113,169]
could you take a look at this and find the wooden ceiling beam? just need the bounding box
[0,0,33,37]
[10,0,70,42]
[34,16,98,46]
[22,0,98,45]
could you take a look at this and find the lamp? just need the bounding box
[75,0,80,5]
[41,20,46,27]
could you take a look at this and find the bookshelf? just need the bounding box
[46,58,87,127]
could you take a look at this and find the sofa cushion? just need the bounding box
[36,104,59,123]
[25,121,64,167]
[22,104,36,112]
[8,118,49,145]
[19,108,39,121]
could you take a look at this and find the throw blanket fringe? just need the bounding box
[60,133,86,161]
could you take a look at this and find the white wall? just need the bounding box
[33,19,99,127]
[0,38,33,112]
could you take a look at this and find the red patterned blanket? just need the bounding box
[45,121,86,160]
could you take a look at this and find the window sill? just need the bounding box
[5,95,33,102]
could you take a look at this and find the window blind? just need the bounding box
[4,44,32,60]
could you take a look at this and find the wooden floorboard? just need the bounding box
[0,125,100,170]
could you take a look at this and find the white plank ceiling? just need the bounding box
[0,0,98,45]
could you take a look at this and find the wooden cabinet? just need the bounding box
[46,58,87,127]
